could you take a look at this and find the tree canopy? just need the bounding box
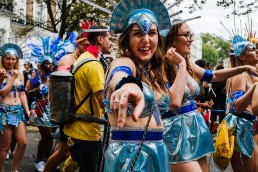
[17,0,257,39]
[201,33,231,66]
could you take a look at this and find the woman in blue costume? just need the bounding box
[103,0,187,171]
[0,43,31,172]
[162,19,258,172]
[224,36,258,172]
[25,68,41,112]
[27,35,73,171]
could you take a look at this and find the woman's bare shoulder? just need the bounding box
[110,57,136,74]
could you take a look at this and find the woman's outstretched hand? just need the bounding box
[110,83,145,128]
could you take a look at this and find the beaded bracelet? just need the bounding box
[115,76,143,91]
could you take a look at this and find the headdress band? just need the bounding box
[232,35,254,57]
[110,0,171,33]
[76,38,88,44]
[0,43,23,59]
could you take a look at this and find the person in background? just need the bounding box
[23,61,33,86]
[206,61,213,70]
[195,59,214,119]
[58,34,89,70]
[25,68,41,110]
[210,65,227,133]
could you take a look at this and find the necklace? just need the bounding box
[142,64,150,81]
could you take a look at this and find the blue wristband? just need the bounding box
[201,69,213,83]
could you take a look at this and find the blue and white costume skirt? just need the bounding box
[224,111,255,158]
[104,127,170,172]
[0,103,27,132]
[31,100,58,127]
[163,107,214,164]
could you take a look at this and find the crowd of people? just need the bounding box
[0,0,258,172]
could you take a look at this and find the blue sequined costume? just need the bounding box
[162,75,215,164]
[0,83,27,131]
[224,90,256,158]
[31,100,57,127]
[0,103,27,132]
[104,82,170,172]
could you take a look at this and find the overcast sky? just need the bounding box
[178,0,258,40]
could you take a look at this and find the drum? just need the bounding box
[49,70,75,124]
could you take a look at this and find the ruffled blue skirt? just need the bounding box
[0,103,26,132]
[224,112,255,157]
[163,110,214,164]
[31,101,58,127]
[104,127,170,172]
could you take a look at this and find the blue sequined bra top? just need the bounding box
[103,66,170,126]
[104,82,170,118]
[0,83,25,92]
[181,75,200,106]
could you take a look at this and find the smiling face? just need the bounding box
[128,24,159,64]
[174,23,193,57]
[3,53,17,70]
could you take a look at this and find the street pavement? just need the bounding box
[5,126,233,172]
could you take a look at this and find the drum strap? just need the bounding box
[71,57,100,116]
[73,91,92,114]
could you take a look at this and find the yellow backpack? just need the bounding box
[213,119,235,171]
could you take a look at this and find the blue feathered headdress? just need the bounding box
[110,0,171,33]
[232,35,254,57]
[27,34,75,65]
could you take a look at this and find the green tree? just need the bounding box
[201,33,231,59]
[17,0,112,39]
[202,43,219,66]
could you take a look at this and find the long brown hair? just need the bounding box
[117,24,167,93]
[164,21,195,84]
[226,48,245,93]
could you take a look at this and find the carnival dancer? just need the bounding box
[162,19,258,172]
[63,25,112,172]
[224,35,258,172]
[43,33,88,172]
[27,35,74,172]
[102,0,187,171]
[0,43,31,172]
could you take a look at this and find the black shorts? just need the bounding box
[59,124,68,142]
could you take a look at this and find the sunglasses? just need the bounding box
[79,43,90,47]
[246,46,256,53]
